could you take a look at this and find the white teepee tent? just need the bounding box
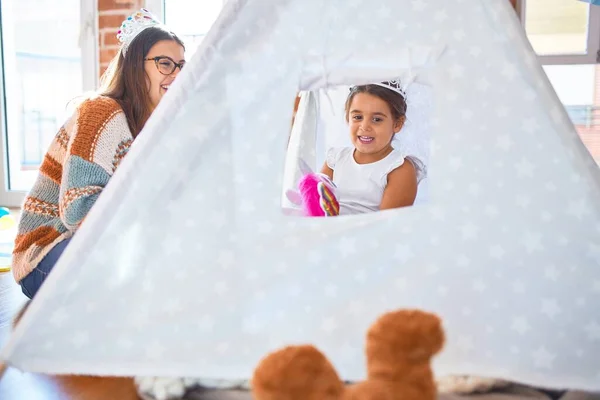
[3,0,600,391]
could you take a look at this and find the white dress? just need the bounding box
[326,147,425,215]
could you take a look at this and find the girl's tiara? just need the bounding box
[371,80,407,100]
[116,8,162,57]
[350,79,408,100]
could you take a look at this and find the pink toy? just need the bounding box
[286,159,340,217]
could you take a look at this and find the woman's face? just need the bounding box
[347,93,403,156]
[144,40,185,111]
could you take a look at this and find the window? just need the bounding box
[543,64,597,125]
[0,0,97,206]
[517,0,600,164]
[518,0,600,64]
[145,0,226,59]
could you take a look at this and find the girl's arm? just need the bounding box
[320,162,334,180]
[379,161,417,210]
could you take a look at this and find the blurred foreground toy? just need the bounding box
[252,308,445,400]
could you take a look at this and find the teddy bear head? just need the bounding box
[364,308,445,397]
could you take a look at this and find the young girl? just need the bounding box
[320,80,424,215]
[12,9,185,299]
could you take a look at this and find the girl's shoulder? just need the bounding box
[383,150,427,185]
[385,148,408,166]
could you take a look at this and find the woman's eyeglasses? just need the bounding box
[144,56,185,75]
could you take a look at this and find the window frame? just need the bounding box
[0,0,98,207]
[516,0,600,65]
[144,0,229,25]
[145,0,165,21]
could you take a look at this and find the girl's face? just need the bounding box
[347,92,403,156]
[144,40,185,111]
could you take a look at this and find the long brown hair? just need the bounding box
[98,26,185,137]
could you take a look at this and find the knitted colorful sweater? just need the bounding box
[12,96,134,283]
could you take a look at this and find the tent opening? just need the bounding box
[281,82,433,218]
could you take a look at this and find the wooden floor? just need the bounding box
[0,271,141,400]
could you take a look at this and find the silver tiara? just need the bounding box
[372,80,407,100]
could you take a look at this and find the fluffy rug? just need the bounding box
[135,376,597,400]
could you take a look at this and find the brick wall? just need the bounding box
[576,127,600,163]
[593,65,600,105]
[98,0,144,77]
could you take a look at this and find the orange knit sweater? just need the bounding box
[12,96,134,282]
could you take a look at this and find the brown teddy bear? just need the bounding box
[251,308,445,400]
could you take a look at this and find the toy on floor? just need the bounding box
[251,308,445,400]
[0,215,15,230]
[286,159,340,217]
[0,207,14,272]
[0,207,9,218]
[0,207,15,230]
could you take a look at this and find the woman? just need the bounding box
[12,9,186,299]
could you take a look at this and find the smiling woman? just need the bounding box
[10,9,186,299]
[143,43,186,111]
[99,11,186,135]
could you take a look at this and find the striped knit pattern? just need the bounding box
[12,96,134,283]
